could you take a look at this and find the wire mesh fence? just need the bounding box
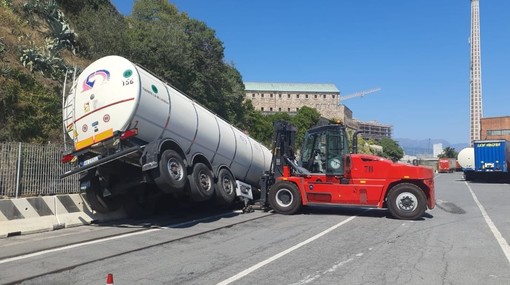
[0,142,79,198]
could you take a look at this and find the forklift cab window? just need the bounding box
[326,132,345,175]
[300,132,322,172]
[300,129,346,175]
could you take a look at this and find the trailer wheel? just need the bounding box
[80,171,120,214]
[269,181,302,215]
[387,183,426,220]
[188,162,215,202]
[122,185,157,219]
[214,168,236,206]
[156,149,187,192]
[464,171,474,181]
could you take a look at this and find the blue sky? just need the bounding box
[111,0,510,144]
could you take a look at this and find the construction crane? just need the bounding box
[338,87,381,105]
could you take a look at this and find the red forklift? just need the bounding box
[257,121,435,220]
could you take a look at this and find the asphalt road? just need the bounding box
[1,172,509,285]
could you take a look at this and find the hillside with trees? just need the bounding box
[0,0,323,146]
[0,0,402,160]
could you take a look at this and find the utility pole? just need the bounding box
[470,0,483,145]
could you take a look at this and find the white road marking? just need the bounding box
[0,228,160,264]
[290,258,355,285]
[465,182,510,264]
[0,211,243,265]
[217,214,362,285]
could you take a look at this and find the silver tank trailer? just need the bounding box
[65,55,271,188]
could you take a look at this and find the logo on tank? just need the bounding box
[122,69,135,86]
[82,69,110,92]
[142,83,168,104]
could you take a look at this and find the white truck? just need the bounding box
[61,55,272,217]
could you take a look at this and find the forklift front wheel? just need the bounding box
[269,181,302,215]
[387,183,427,220]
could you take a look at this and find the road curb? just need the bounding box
[0,194,126,238]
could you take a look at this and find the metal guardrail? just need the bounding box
[0,143,79,198]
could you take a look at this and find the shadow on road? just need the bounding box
[297,205,434,221]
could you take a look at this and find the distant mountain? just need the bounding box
[395,138,469,156]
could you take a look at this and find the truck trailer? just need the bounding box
[61,55,272,217]
[458,140,510,182]
[438,158,456,173]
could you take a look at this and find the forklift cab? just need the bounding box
[299,124,349,175]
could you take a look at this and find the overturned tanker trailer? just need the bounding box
[61,55,271,217]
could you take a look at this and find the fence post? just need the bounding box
[15,142,22,199]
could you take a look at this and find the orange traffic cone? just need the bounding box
[106,273,114,285]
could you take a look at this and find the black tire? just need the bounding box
[214,168,236,206]
[80,171,120,214]
[268,181,302,215]
[154,149,187,193]
[464,171,474,181]
[122,185,157,219]
[188,163,215,202]
[387,183,427,220]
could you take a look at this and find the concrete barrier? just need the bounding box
[0,194,126,238]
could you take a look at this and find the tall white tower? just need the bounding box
[470,0,483,144]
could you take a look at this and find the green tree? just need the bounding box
[290,106,321,148]
[125,0,249,124]
[0,68,61,142]
[126,0,191,86]
[239,106,321,149]
[221,64,251,125]
[438,147,458,158]
[59,0,129,59]
[239,102,273,146]
[379,137,404,162]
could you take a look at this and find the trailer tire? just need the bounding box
[464,171,474,181]
[122,185,157,219]
[81,171,120,214]
[188,163,215,202]
[214,168,236,206]
[269,181,302,215]
[387,183,426,220]
[155,149,187,192]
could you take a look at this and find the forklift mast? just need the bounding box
[258,121,298,206]
[270,121,298,178]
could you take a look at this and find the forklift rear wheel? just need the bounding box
[387,183,426,220]
[269,181,302,215]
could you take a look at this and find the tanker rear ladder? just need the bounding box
[61,67,78,152]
